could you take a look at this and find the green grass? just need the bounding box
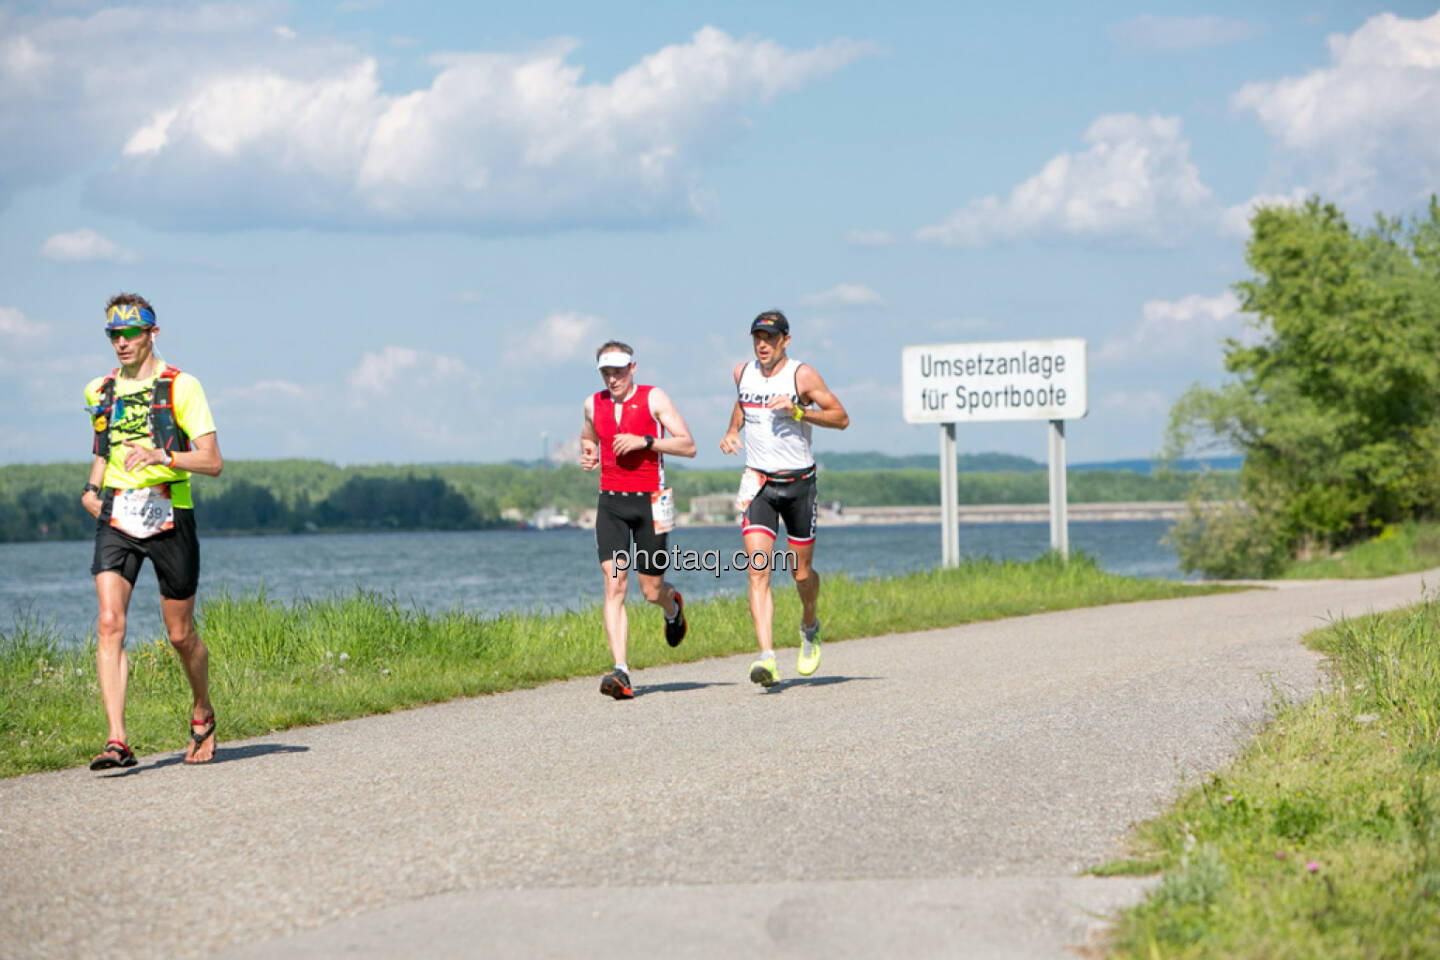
[1282,521,1440,580]
[1096,597,1440,958]
[0,552,1229,778]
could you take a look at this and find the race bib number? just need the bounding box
[110,485,175,540]
[650,487,676,534]
[735,468,765,513]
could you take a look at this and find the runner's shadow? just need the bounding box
[764,675,880,693]
[97,743,309,777]
[635,681,738,698]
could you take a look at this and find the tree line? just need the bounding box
[1166,196,1440,577]
[0,458,1227,543]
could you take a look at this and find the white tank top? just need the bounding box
[737,358,814,473]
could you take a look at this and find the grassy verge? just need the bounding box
[1097,597,1440,957]
[0,553,1228,778]
[1282,520,1440,580]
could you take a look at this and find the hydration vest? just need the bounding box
[92,365,192,460]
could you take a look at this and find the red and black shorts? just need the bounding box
[91,493,201,600]
[741,468,817,545]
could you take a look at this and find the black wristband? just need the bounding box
[83,483,101,495]
[644,435,654,450]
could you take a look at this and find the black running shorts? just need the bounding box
[594,490,669,575]
[742,473,817,544]
[91,493,201,600]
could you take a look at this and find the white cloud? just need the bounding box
[213,379,308,408]
[1113,15,1266,52]
[33,20,866,231]
[0,4,363,210]
[1233,11,1440,207]
[916,114,1212,247]
[800,283,884,307]
[0,305,51,340]
[1096,291,1250,368]
[846,228,894,246]
[39,227,139,263]
[273,25,296,41]
[509,311,603,364]
[1218,187,1309,238]
[349,345,420,395]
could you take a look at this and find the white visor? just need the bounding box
[596,351,633,370]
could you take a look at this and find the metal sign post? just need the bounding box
[900,338,1088,566]
[940,422,958,567]
[1048,419,1068,559]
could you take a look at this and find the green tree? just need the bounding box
[1166,196,1440,576]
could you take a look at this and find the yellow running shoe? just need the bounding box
[797,619,821,676]
[749,657,779,687]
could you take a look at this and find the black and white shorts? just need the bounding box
[91,495,201,600]
[741,471,817,545]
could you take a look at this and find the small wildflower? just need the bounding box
[325,651,334,659]
[1276,850,1286,860]
[75,668,82,676]
[1307,861,1320,873]
[381,668,390,676]
[32,678,40,685]
[338,652,350,662]
[1224,794,1235,804]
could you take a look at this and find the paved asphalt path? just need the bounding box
[4,569,1438,959]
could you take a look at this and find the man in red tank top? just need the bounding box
[581,340,697,699]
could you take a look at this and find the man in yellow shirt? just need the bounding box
[80,293,224,769]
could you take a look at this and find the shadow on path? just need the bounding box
[635,681,738,697]
[762,675,882,694]
[98,743,309,777]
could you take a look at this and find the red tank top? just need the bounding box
[593,385,664,492]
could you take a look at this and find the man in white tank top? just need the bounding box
[720,311,849,687]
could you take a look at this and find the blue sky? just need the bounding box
[3,1,1438,468]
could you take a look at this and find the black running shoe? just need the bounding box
[600,669,634,700]
[665,591,687,647]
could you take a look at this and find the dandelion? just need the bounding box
[1307,861,1320,873]
[75,668,82,676]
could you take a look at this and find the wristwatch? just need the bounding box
[82,483,101,496]
[644,435,654,450]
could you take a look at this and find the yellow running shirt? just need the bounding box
[84,368,215,509]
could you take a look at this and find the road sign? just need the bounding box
[902,338,1089,565]
[901,338,1088,424]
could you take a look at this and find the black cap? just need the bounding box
[750,310,789,336]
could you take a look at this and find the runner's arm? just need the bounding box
[719,362,747,455]
[794,365,849,430]
[120,432,223,476]
[644,387,696,458]
[580,397,599,471]
[80,455,106,518]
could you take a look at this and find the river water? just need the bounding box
[0,521,1184,645]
